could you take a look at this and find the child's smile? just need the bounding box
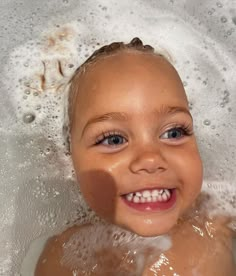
[121,187,177,211]
[70,50,203,237]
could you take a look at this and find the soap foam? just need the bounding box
[0,0,236,274]
[61,223,171,275]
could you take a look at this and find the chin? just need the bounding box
[132,226,173,237]
[119,220,176,237]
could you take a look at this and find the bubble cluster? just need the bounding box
[37,211,57,227]
[61,223,171,275]
[32,181,60,200]
[220,89,230,107]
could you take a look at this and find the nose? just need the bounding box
[129,147,167,174]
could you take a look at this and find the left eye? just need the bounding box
[161,128,186,139]
[98,135,126,146]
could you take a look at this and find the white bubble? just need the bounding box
[24,89,31,95]
[220,16,228,23]
[203,119,211,126]
[35,104,41,110]
[23,113,36,123]
[233,16,236,25]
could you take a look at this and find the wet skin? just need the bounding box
[70,50,203,237]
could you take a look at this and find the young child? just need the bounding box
[35,38,236,275]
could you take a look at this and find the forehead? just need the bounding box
[73,50,188,116]
[80,50,177,85]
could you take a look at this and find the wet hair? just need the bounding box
[68,37,157,126]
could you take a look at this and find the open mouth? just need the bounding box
[121,188,177,212]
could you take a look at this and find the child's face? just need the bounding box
[70,50,203,237]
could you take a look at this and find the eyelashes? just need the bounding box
[94,123,193,146]
[95,130,126,145]
[171,123,193,136]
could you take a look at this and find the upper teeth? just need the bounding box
[125,189,171,203]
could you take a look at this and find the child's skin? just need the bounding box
[35,50,236,275]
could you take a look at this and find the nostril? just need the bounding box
[129,150,168,174]
[130,160,167,174]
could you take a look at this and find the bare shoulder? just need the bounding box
[145,215,236,276]
[35,224,86,276]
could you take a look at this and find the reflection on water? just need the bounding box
[233,239,236,263]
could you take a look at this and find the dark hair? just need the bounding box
[75,37,154,74]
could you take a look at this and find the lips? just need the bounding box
[121,188,177,212]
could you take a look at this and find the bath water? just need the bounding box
[0,0,235,274]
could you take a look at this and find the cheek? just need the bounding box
[78,169,118,222]
[71,145,117,220]
[168,144,203,191]
[186,150,203,190]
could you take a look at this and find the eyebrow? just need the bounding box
[81,105,192,137]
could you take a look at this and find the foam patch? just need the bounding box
[61,223,171,275]
[0,0,235,274]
